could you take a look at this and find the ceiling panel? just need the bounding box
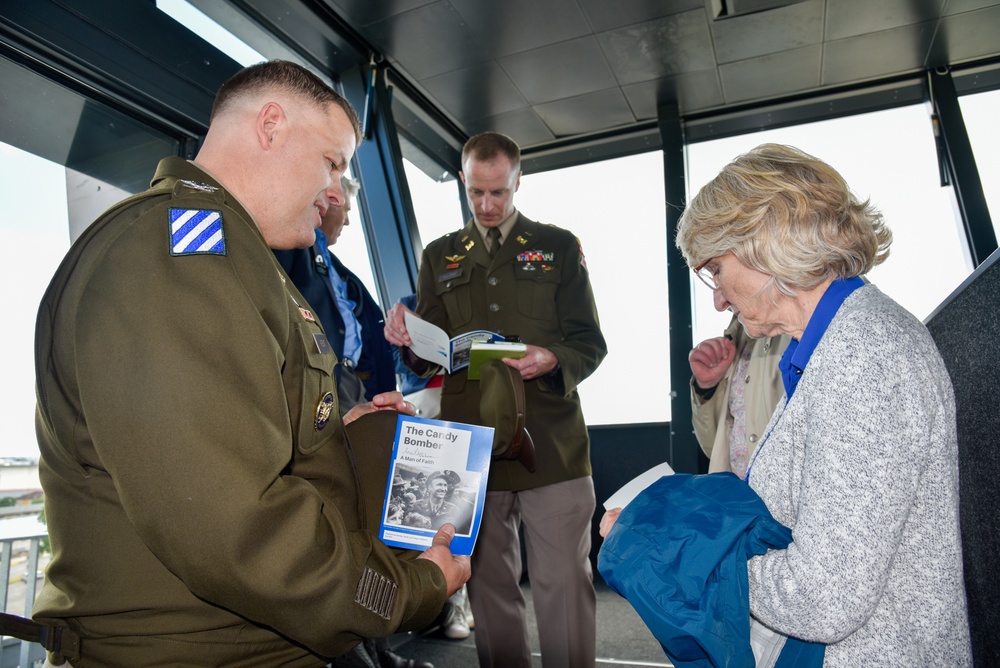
[929,4,1000,64]
[576,0,704,33]
[720,45,822,103]
[597,9,716,85]
[449,0,591,58]
[327,0,438,27]
[824,0,948,41]
[464,107,555,147]
[534,88,634,137]
[622,70,725,119]
[710,0,824,63]
[321,0,1000,152]
[498,36,617,105]
[822,22,937,85]
[363,2,487,79]
[420,62,527,122]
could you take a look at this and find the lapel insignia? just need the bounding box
[169,208,226,256]
[314,391,336,431]
[464,239,475,251]
[299,307,316,322]
[516,235,528,245]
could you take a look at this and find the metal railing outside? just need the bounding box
[0,518,48,668]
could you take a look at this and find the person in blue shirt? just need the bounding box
[275,176,396,413]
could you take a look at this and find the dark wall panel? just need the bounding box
[925,247,1000,667]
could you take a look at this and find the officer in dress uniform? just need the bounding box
[32,60,468,666]
[385,132,607,668]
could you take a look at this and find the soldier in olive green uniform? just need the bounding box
[32,61,466,666]
[386,132,607,668]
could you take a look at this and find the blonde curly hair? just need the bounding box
[676,143,892,297]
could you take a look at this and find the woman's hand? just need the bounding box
[688,336,737,391]
[600,508,623,538]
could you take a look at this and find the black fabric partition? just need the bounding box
[925,247,1000,666]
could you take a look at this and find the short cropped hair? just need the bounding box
[676,143,892,296]
[341,175,360,199]
[210,60,361,145]
[462,132,521,172]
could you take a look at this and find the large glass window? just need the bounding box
[0,56,180,462]
[518,152,669,426]
[1,145,70,463]
[959,87,1000,243]
[686,104,971,347]
[404,157,465,256]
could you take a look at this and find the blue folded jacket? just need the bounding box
[597,472,824,668]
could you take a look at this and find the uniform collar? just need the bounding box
[472,209,519,247]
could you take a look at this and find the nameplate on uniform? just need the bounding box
[437,268,462,283]
[168,208,226,256]
[313,333,332,355]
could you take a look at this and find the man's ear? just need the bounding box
[459,171,466,185]
[256,101,284,150]
[514,171,522,192]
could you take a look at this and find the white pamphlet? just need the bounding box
[404,311,504,373]
[603,462,675,510]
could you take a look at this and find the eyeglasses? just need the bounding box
[693,258,719,289]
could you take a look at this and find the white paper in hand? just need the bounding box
[603,462,675,510]
[404,310,450,368]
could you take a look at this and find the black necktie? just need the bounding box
[487,227,502,259]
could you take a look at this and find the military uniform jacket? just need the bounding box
[414,213,607,492]
[33,158,445,665]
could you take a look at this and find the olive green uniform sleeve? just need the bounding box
[33,160,445,662]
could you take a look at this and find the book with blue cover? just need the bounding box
[379,414,494,555]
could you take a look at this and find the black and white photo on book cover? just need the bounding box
[379,414,494,555]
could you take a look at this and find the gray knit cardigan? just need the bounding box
[747,284,972,666]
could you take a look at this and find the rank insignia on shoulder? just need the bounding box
[314,391,336,431]
[169,208,226,256]
[179,179,219,193]
[299,307,316,322]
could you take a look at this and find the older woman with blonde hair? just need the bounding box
[603,143,971,666]
[683,143,970,665]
